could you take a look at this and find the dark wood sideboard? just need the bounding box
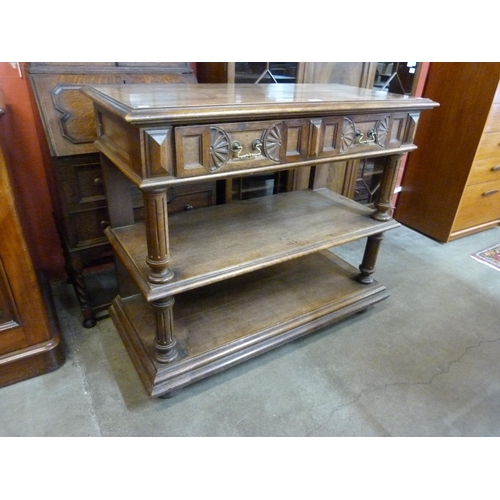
[26,63,217,328]
[82,83,437,398]
[0,89,65,387]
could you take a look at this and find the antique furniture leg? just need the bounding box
[144,187,174,284]
[152,296,179,363]
[371,153,404,222]
[356,232,384,285]
[72,265,97,328]
[54,217,97,328]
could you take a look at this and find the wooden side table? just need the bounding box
[82,83,437,397]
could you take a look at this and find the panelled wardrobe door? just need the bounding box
[0,90,64,387]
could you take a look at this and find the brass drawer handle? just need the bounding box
[94,177,103,187]
[355,128,377,145]
[482,189,499,197]
[492,165,500,172]
[231,139,263,160]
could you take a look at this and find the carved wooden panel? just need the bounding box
[174,120,287,177]
[143,128,175,177]
[52,84,98,145]
[29,73,120,156]
[402,112,419,145]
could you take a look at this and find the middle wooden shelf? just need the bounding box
[105,187,399,302]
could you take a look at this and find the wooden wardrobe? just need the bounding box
[0,89,65,387]
[395,62,500,242]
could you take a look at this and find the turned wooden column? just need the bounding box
[356,232,384,285]
[372,153,405,222]
[152,296,178,363]
[144,187,174,284]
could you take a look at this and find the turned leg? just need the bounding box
[356,233,384,285]
[152,296,179,363]
[371,153,404,222]
[73,269,97,328]
[144,187,174,284]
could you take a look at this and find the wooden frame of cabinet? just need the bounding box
[82,82,437,398]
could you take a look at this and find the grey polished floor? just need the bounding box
[1,224,500,437]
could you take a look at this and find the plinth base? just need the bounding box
[110,251,389,397]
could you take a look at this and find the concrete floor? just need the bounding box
[1,224,500,437]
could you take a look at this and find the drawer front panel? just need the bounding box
[309,113,404,160]
[67,207,110,248]
[453,179,500,231]
[59,159,107,211]
[175,121,291,178]
[468,156,500,184]
[174,113,410,179]
[167,182,216,214]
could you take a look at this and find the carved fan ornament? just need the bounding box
[375,117,390,148]
[209,127,230,171]
[263,123,282,162]
[340,118,356,153]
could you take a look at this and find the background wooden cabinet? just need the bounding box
[395,62,500,242]
[26,63,215,328]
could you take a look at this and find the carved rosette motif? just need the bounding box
[375,117,390,148]
[263,123,282,162]
[209,127,230,171]
[340,118,356,153]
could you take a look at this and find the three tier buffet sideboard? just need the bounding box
[82,83,437,398]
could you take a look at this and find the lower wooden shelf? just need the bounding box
[110,250,389,397]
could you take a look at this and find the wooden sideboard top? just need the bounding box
[81,83,438,125]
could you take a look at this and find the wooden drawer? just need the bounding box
[468,156,500,185]
[174,119,308,178]
[58,156,107,211]
[310,113,404,160]
[67,207,110,248]
[167,182,216,214]
[453,178,500,231]
[173,113,403,179]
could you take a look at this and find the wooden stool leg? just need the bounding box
[152,296,179,363]
[144,187,174,284]
[356,233,384,285]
